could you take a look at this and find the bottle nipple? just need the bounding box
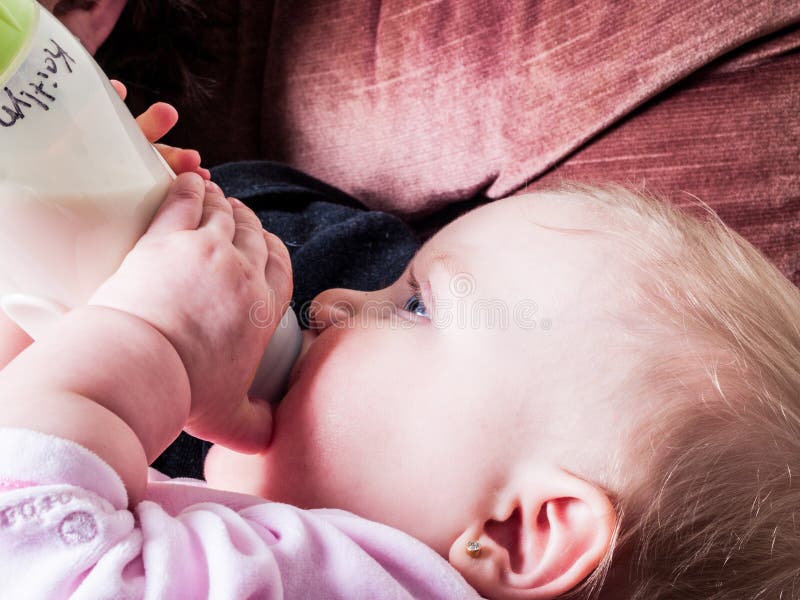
[248,307,303,403]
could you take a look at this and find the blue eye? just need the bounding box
[402,272,430,319]
[403,294,429,318]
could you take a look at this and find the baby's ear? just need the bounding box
[42,0,128,55]
[449,467,616,600]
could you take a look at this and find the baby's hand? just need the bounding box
[90,174,293,453]
[111,80,211,180]
[0,84,209,373]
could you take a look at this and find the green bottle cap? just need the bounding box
[0,0,37,85]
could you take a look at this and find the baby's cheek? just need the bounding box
[265,329,391,499]
[285,355,369,453]
[297,325,383,401]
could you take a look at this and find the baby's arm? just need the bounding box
[0,174,478,599]
[0,305,189,507]
[0,173,289,507]
[0,86,208,372]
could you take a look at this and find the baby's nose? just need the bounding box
[307,288,366,331]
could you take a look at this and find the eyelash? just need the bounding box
[402,273,430,318]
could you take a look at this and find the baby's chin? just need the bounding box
[203,443,273,498]
[202,374,317,502]
[203,441,321,509]
[204,328,341,502]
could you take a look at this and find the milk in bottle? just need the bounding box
[0,0,301,402]
[0,2,172,316]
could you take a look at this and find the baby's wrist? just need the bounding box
[58,304,192,461]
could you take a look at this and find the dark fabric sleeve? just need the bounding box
[151,162,420,479]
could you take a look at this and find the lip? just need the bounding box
[287,328,318,388]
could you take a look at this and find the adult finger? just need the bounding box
[144,172,205,237]
[136,102,178,143]
[230,197,267,270]
[198,181,235,240]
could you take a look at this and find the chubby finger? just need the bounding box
[230,197,267,269]
[199,181,235,239]
[154,144,210,179]
[110,79,127,101]
[188,395,274,453]
[136,102,178,142]
[144,172,205,237]
[263,230,294,307]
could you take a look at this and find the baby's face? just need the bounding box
[205,192,639,557]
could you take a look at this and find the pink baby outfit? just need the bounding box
[0,428,479,599]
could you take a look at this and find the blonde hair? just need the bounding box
[551,183,800,599]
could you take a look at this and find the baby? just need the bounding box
[0,113,799,599]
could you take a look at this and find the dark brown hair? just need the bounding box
[95,0,216,115]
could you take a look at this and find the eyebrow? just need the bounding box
[409,247,461,284]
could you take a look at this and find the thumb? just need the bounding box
[144,173,205,237]
[263,230,293,311]
[185,395,274,454]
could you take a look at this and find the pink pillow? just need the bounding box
[535,27,800,286]
[93,1,799,284]
[261,1,798,216]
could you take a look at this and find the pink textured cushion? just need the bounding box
[535,27,800,285]
[261,2,797,210]
[98,1,799,283]
[258,1,799,283]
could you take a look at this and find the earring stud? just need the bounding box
[466,540,482,558]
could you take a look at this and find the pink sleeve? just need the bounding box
[0,428,478,599]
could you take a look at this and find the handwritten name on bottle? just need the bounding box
[0,38,76,128]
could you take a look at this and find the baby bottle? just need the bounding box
[0,0,301,402]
